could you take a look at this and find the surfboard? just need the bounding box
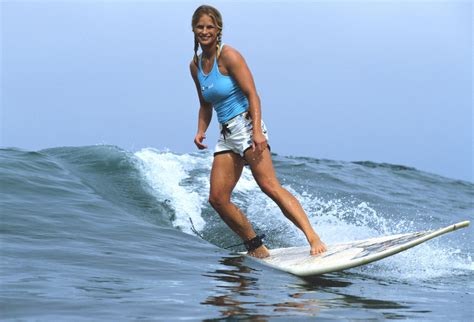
[245,221,470,276]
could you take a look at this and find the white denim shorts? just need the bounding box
[214,112,269,157]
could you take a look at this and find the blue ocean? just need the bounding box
[1,145,472,321]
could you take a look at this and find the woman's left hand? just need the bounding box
[252,132,267,155]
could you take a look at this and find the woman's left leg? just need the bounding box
[244,148,327,255]
[209,152,270,258]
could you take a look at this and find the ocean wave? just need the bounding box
[1,145,472,280]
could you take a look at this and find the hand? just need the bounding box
[194,132,208,150]
[252,131,267,155]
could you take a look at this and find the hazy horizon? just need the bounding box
[1,0,472,182]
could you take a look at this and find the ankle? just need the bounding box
[244,234,266,252]
[247,245,269,258]
[308,234,322,244]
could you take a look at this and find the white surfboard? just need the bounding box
[245,221,470,276]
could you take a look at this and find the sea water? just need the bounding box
[1,145,472,321]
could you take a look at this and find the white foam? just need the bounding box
[234,167,259,193]
[291,191,474,280]
[133,149,473,280]
[355,240,474,281]
[241,184,473,280]
[225,173,388,246]
[134,148,210,234]
[280,190,385,244]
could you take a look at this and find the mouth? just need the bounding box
[199,35,212,42]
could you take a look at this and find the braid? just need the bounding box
[193,34,199,66]
[217,31,222,58]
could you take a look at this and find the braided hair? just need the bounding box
[191,5,223,66]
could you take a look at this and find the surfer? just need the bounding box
[189,5,326,258]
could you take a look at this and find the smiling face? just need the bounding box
[191,5,223,64]
[194,14,219,48]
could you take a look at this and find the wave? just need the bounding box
[1,145,472,281]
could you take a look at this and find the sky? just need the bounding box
[1,0,472,182]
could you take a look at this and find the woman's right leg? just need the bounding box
[209,152,269,258]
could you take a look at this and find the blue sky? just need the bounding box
[1,0,472,181]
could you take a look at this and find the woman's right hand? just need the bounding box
[194,132,208,149]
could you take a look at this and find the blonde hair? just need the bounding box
[191,5,223,66]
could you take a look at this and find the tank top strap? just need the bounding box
[217,43,225,58]
[213,43,225,71]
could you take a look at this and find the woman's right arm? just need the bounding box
[190,61,212,150]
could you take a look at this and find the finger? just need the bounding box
[194,139,206,149]
[195,136,207,147]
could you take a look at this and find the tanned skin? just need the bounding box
[190,14,327,258]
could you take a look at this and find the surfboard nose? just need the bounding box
[453,221,470,230]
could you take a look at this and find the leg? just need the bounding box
[244,148,327,255]
[209,152,269,258]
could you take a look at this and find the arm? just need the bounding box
[220,46,266,154]
[190,61,213,149]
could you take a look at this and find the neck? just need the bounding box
[201,42,218,59]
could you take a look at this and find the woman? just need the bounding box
[189,5,326,258]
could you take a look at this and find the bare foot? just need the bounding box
[247,245,270,258]
[310,238,327,256]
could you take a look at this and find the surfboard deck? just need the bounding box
[243,221,470,276]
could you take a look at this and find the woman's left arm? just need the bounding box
[221,47,267,154]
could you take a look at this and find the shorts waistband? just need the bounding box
[220,111,249,126]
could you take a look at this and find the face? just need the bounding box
[194,14,218,47]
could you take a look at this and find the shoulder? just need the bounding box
[220,45,247,68]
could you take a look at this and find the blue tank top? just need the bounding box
[197,45,249,123]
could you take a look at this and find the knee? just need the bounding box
[208,193,228,210]
[259,181,281,200]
